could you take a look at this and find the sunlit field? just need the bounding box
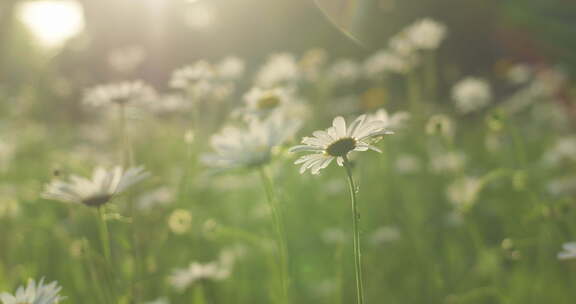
[1,0,576,303]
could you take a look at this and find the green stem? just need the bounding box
[342,156,366,304]
[258,166,290,304]
[97,207,111,264]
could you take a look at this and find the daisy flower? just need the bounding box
[83,81,156,107]
[238,86,299,120]
[451,77,492,114]
[289,115,393,175]
[367,108,410,130]
[169,251,237,292]
[42,166,150,207]
[255,53,300,88]
[202,114,301,171]
[0,278,65,304]
[558,242,576,260]
[405,18,447,50]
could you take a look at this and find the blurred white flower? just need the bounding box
[395,154,421,174]
[169,253,234,291]
[0,278,65,304]
[170,61,235,101]
[290,115,393,175]
[202,114,301,171]
[446,176,482,210]
[300,48,328,82]
[425,114,455,139]
[239,86,297,120]
[327,59,361,84]
[369,226,401,245]
[363,50,412,77]
[506,64,532,85]
[367,108,410,130]
[430,151,466,174]
[405,18,447,50]
[143,297,170,304]
[321,228,348,245]
[83,81,156,107]
[547,176,576,197]
[451,77,492,114]
[108,45,146,74]
[149,94,191,115]
[558,242,576,260]
[255,53,299,87]
[217,56,245,80]
[137,186,175,211]
[543,137,576,166]
[42,166,150,207]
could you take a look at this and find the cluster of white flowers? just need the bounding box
[0,278,65,304]
[255,53,300,88]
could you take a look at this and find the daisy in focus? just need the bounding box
[42,166,150,207]
[0,278,65,304]
[289,115,393,175]
[202,114,301,171]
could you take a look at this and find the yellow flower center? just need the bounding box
[326,137,356,157]
[257,93,281,110]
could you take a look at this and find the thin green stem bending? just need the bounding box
[258,166,290,304]
[343,156,366,304]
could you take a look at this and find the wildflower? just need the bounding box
[202,114,301,171]
[289,115,392,175]
[217,56,245,80]
[239,86,296,120]
[0,278,65,304]
[425,114,455,139]
[363,50,412,77]
[137,186,175,211]
[446,176,482,211]
[168,209,193,234]
[369,226,401,245]
[395,154,421,174]
[430,151,466,173]
[558,242,576,260]
[367,108,410,131]
[169,255,234,291]
[451,77,492,114]
[405,18,447,50]
[327,59,361,84]
[543,137,576,166]
[42,166,150,207]
[83,81,156,107]
[149,94,191,115]
[547,176,576,197]
[255,53,299,88]
[321,228,348,245]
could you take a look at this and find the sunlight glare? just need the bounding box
[18,0,84,48]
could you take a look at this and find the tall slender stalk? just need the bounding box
[258,166,290,304]
[342,156,366,304]
[96,207,116,301]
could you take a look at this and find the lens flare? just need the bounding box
[18,0,84,48]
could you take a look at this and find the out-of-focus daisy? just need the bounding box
[405,18,447,50]
[217,56,245,80]
[255,53,299,88]
[143,297,170,304]
[543,137,576,166]
[451,77,492,114]
[363,50,412,78]
[367,108,410,131]
[169,254,235,292]
[289,115,393,175]
[0,278,65,304]
[321,228,348,245]
[137,186,175,211]
[446,176,482,211]
[83,81,156,107]
[148,94,191,116]
[239,86,296,120]
[395,154,421,174]
[299,48,328,82]
[170,61,235,101]
[168,209,193,235]
[327,59,361,84]
[425,114,455,139]
[42,166,150,207]
[429,151,466,174]
[558,242,576,260]
[107,45,146,74]
[369,226,401,245]
[202,114,301,171]
[547,176,576,197]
